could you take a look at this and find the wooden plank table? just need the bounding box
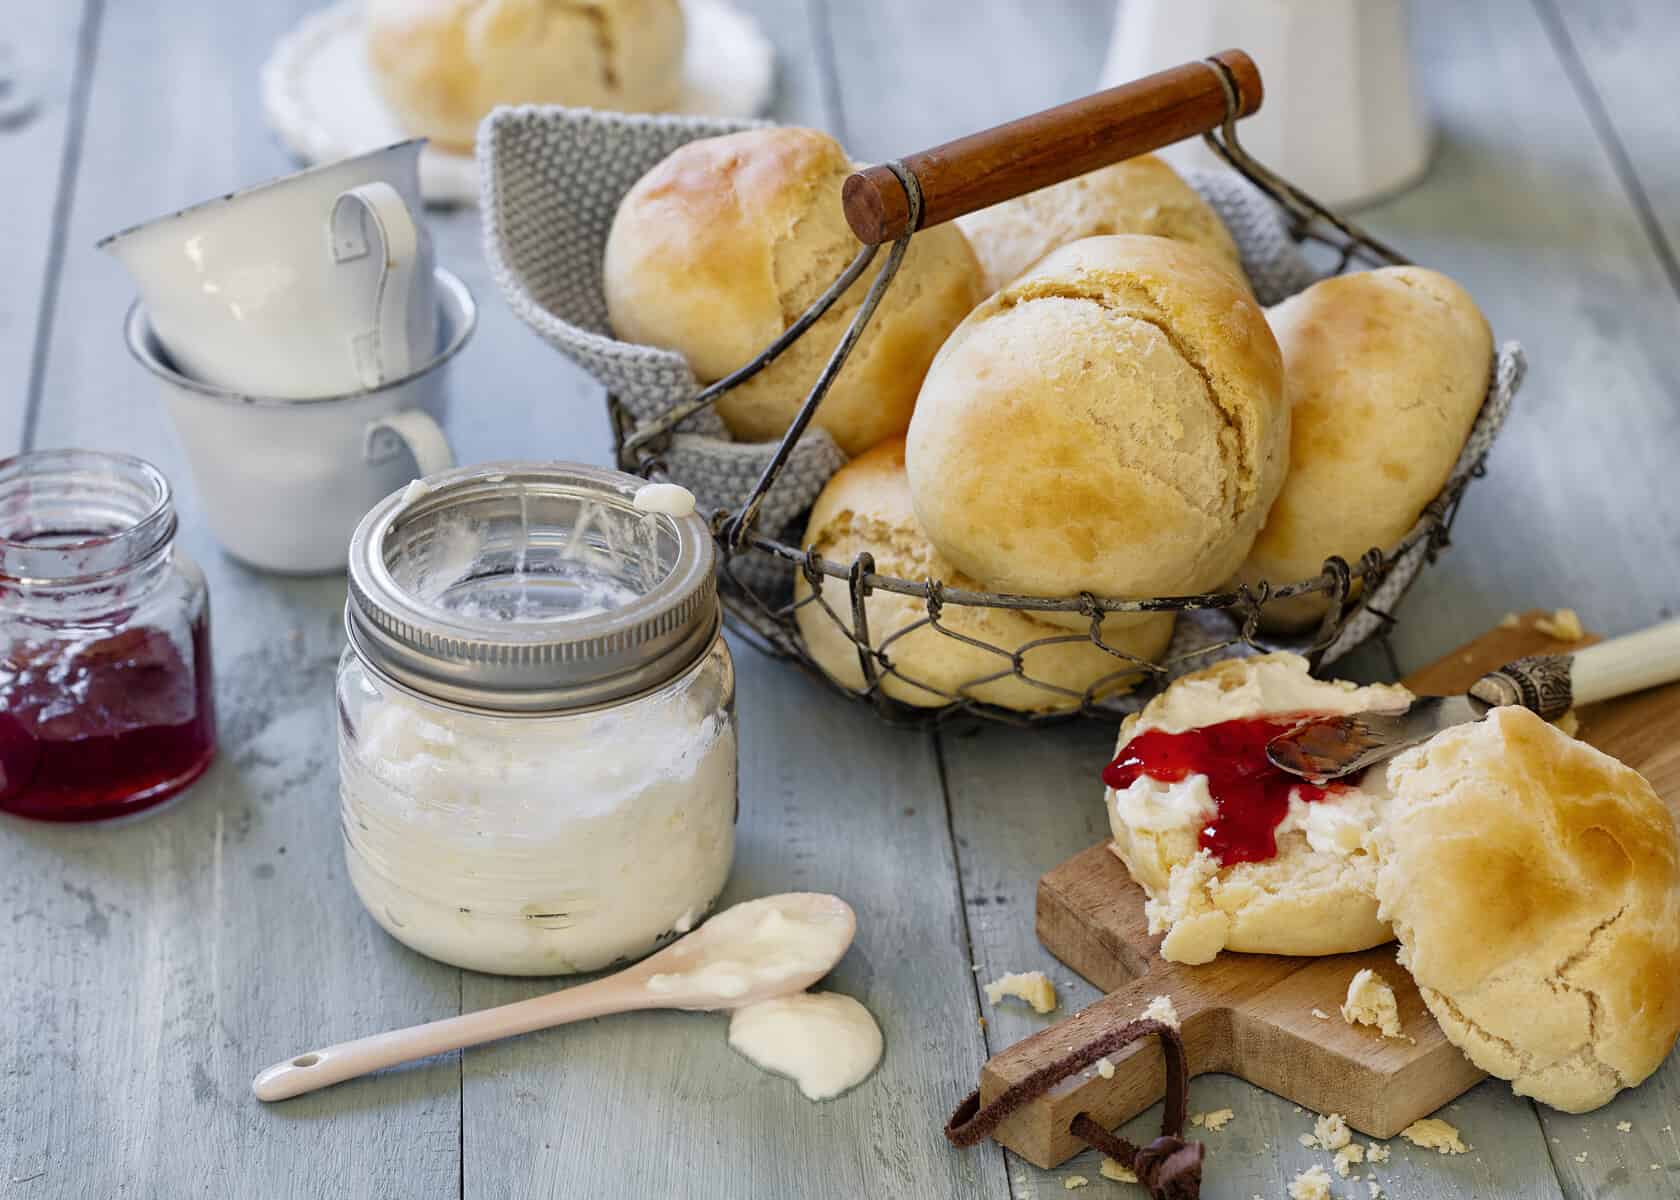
[0,1,1675,1196]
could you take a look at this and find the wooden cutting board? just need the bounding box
[978,612,1680,1169]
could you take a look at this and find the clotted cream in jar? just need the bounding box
[338,463,736,975]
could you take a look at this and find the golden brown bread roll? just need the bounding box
[957,155,1243,294]
[604,128,986,455]
[905,235,1288,630]
[1238,267,1493,631]
[1377,707,1680,1111]
[795,438,1174,712]
[365,0,686,153]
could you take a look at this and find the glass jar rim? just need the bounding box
[345,461,719,713]
[0,449,176,584]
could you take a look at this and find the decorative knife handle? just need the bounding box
[1468,655,1574,720]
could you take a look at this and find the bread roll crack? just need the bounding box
[1431,980,1627,1103]
[559,2,620,90]
[997,278,1246,517]
[1556,904,1629,981]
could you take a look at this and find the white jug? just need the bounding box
[100,140,439,398]
[1100,0,1433,209]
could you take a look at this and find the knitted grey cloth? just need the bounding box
[1183,167,1322,306]
[478,104,1521,666]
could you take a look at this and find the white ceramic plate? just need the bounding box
[261,0,776,206]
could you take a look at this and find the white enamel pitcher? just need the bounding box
[99,140,438,398]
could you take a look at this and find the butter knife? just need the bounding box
[1266,618,1680,780]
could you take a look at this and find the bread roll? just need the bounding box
[957,155,1242,294]
[906,235,1287,630]
[1105,654,1412,963]
[366,0,686,153]
[1238,267,1493,631]
[604,128,986,455]
[1377,707,1680,1112]
[795,439,1174,712]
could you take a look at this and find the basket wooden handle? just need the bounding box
[842,49,1263,245]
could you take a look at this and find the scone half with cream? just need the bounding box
[1104,653,1411,964]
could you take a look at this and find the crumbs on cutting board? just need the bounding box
[1535,607,1585,641]
[1142,994,1180,1029]
[1341,969,1413,1042]
[1190,1108,1234,1132]
[1062,1176,1088,1190]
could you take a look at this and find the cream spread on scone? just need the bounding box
[1105,655,1410,963]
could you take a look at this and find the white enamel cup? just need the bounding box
[123,268,475,575]
[99,140,439,398]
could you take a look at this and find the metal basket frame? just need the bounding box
[608,57,1489,729]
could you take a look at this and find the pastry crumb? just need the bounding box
[1298,1133,1319,1148]
[1095,1056,1115,1079]
[1202,1108,1234,1132]
[1617,1120,1632,1132]
[1288,1164,1334,1200]
[1341,969,1411,1041]
[1064,1176,1089,1190]
[983,971,1058,1014]
[1535,607,1585,641]
[1368,1183,1384,1200]
[1366,1142,1390,1163]
[1401,1117,1469,1154]
[1574,1151,1588,1164]
[1099,1158,1137,1183]
[1142,994,1181,1029]
[1311,1007,1331,1020]
[1498,612,1521,629]
[1334,1143,1365,1178]
[1314,1113,1352,1152]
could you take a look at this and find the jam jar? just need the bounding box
[338,463,737,976]
[0,450,215,822]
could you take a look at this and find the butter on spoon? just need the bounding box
[253,893,855,1102]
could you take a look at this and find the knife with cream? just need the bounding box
[1267,618,1680,781]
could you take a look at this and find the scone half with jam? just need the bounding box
[1103,653,1412,964]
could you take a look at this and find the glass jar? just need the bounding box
[338,463,737,976]
[0,450,215,822]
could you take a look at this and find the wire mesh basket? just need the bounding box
[483,50,1523,729]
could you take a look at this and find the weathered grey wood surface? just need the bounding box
[1,0,1676,1197]
[0,1,90,456]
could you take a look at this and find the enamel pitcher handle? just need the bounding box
[330,181,423,389]
[364,409,454,477]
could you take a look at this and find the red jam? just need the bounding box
[0,619,215,822]
[1102,717,1361,865]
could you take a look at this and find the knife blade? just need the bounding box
[1265,694,1489,781]
[1264,618,1680,781]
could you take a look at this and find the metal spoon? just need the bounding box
[252,893,856,1102]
